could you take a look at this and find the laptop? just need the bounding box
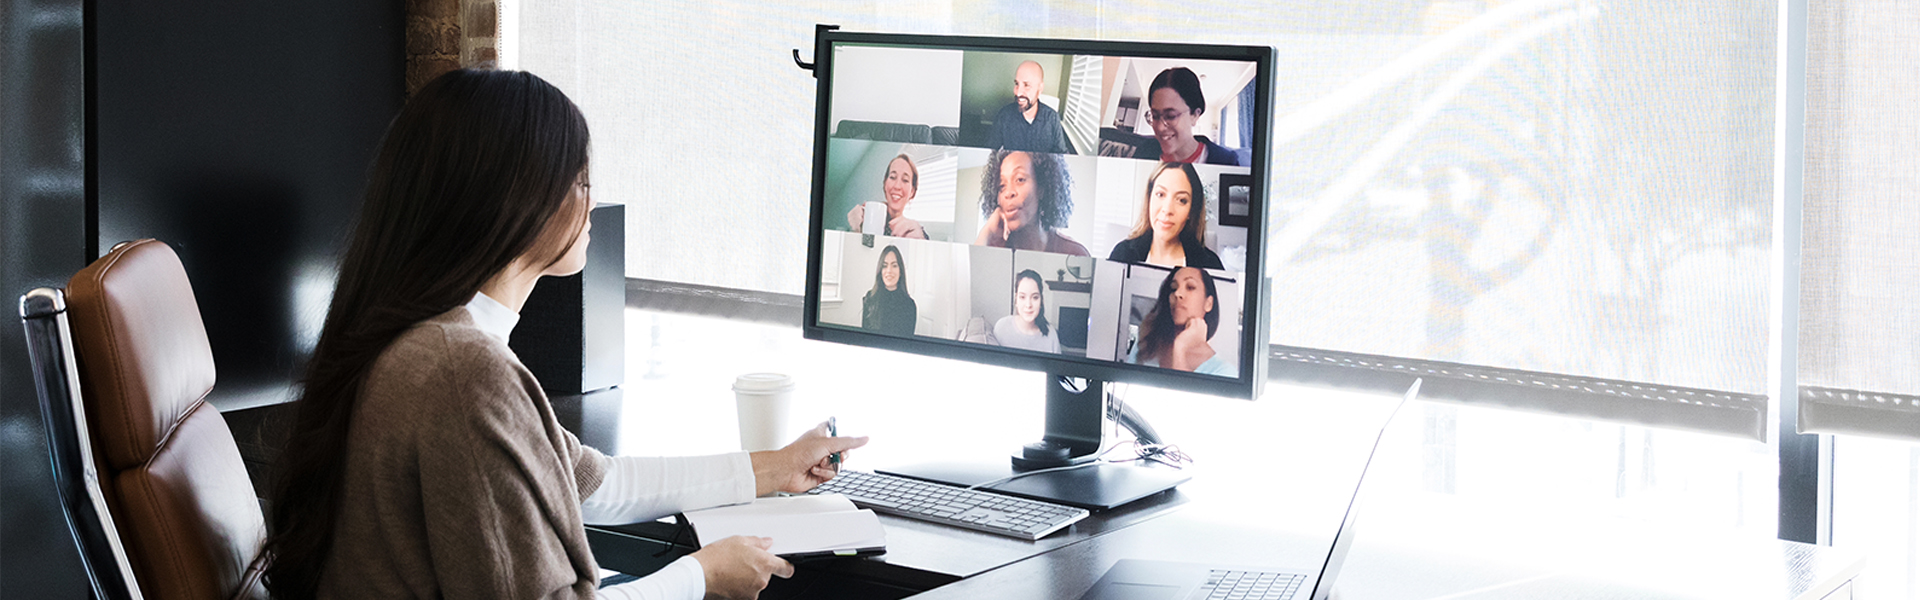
[1076,379,1422,600]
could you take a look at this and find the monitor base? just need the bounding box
[877,460,1189,511]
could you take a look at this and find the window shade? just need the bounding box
[515,2,1778,437]
[1798,0,1920,441]
[1258,3,1775,437]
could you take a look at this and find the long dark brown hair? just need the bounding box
[866,244,909,299]
[1013,268,1051,336]
[1136,267,1219,367]
[257,68,590,599]
[1125,162,1207,246]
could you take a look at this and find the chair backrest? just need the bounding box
[62,239,267,600]
[20,287,146,600]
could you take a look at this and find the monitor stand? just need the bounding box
[877,372,1190,511]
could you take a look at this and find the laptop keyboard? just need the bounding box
[805,470,1089,540]
[1190,569,1307,600]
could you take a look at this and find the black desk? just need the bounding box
[556,383,1862,600]
[557,388,1191,599]
[552,307,1862,600]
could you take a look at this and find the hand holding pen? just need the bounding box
[748,420,867,496]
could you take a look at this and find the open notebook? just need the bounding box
[683,494,887,560]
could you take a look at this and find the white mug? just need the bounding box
[862,201,889,235]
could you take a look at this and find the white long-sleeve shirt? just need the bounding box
[467,294,757,600]
[585,453,756,600]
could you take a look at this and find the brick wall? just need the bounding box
[406,0,496,95]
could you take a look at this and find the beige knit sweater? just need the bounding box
[318,308,611,599]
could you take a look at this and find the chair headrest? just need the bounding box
[66,239,218,470]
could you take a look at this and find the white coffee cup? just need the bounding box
[861,201,889,235]
[732,373,795,452]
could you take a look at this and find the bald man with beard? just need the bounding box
[984,60,1073,154]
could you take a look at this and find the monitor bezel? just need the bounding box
[803,29,1273,401]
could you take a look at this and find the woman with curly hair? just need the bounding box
[973,149,1089,255]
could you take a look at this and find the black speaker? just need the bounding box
[510,203,625,395]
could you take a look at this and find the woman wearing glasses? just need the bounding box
[1140,67,1245,167]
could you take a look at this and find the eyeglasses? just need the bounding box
[1144,109,1191,124]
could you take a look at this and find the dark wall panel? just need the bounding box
[94,0,404,410]
[3,0,401,594]
[2,0,93,596]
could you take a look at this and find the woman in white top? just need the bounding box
[992,269,1060,353]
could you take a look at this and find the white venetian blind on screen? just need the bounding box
[1060,54,1103,154]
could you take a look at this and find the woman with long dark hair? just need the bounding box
[1106,162,1224,269]
[1130,267,1232,375]
[861,244,918,336]
[258,69,865,600]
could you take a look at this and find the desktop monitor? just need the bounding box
[803,29,1274,508]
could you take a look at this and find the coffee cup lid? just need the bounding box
[733,372,794,393]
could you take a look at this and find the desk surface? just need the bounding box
[561,309,1864,600]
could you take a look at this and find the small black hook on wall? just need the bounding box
[793,23,841,77]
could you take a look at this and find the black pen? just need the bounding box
[828,417,841,470]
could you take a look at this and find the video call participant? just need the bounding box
[1137,67,1245,167]
[845,154,928,239]
[1107,162,1224,269]
[1130,267,1232,375]
[984,60,1073,154]
[257,69,867,600]
[974,149,1090,256]
[862,245,919,335]
[993,269,1060,352]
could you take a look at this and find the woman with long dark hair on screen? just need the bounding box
[861,244,918,336]
[1106,162,1224,269]
[1139,67,1245,167]
[973,149,1090,256]
[1130,267,1232,375]
[845,153,928,239]
[256,69,865,600]
[993,269,1060,352]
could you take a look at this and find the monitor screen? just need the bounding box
[805,31,1272,399]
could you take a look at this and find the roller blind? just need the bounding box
[1798,0,1920,441]
[515,1,1778,437]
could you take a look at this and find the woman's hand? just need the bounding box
[890,216,926,240]
[689,535,792,600]
[847,204,867,233]
[973,211,1007,246]
[749,422,870,496]
[1169,317,1213,371]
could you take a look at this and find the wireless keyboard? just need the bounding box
[805,470,1089,540]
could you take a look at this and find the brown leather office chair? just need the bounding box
[56,238,268,600]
